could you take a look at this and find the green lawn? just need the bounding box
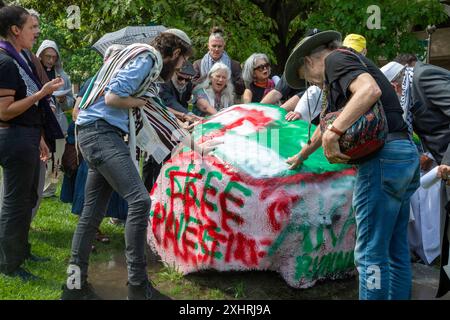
[0,189,358,300]
[0,194,126,300]
[0,193,259,300]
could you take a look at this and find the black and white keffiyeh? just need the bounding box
[400,67,415,136]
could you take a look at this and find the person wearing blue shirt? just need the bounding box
[76,54,154,133]
[61,29,194,300]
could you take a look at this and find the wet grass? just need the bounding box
[0,192,126,300]
[0,187,359,300]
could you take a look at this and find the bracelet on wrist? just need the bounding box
[327,124,344,137]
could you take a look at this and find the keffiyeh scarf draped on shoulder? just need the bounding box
[79,43,162,109]
[400,66,415,136]
[200,51,231,77]
[79,43,188,167]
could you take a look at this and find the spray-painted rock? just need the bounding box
[147,104,357,288]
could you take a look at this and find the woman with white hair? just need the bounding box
[192,62,234,116]
[241,53,275,103]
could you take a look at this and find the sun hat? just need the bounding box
[285,30,342,89]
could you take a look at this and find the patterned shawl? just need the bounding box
[79,43,187,167]
[79,43,162,109]
[400,67,415,136]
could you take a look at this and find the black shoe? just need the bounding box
[27,254,51,263]
[127,280,171,300]
[4,267,39,282]
[61,282,102,300]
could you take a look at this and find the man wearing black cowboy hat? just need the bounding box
[285,30,420,300]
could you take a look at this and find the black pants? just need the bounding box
[0,125,41,273]
[142,155,168,193]
[70,121,151,285]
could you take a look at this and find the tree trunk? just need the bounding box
[249,0,314,74]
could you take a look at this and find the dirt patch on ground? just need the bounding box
[89,246,359,300]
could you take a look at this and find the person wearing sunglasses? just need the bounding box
[159,61,200,124]
[242,53,276,103]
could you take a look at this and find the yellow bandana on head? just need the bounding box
[343,34,367,53]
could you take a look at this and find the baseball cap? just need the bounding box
[342,34,367,53]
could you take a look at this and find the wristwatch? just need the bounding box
[327,124,344,137]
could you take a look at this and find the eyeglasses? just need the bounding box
[177,75,192,82]
[43,54,58,61]
[254,63,271,72]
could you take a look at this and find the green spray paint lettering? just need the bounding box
[295,250,355,281]
[201,171,223,214]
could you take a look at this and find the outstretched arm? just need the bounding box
[196,97,217,115]
[287,126,322,170]
[242,88,253,104]
[260,89,282,105]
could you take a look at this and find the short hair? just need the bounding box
[27,8,39,18]
[0,2,30,38]
[394,53,418,66]
[209,26,225,43]
[242,53,270,87]
[150,32,193,60]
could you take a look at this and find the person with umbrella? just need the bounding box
[61,29,194,300]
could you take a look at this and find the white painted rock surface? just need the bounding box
[148,104,357,288]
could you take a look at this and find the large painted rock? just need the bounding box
[147,104,357,288]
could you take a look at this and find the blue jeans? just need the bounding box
[353,138,420,300]
[69,120,151,285]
